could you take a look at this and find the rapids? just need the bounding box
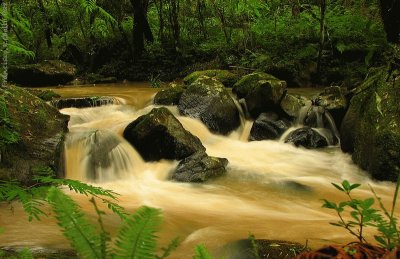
[0,83,397,257]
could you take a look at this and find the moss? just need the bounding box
[232,72,279,98]
[183,69,239,87]
[347,68,400,181]
[0,85,69,183]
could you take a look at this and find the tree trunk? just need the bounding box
[131,0,153,60]
[379,0,400,43]
[316,0,326,78]
[37,0,52,49]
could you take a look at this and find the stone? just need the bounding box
[184,69,239,87]
[314,86,348,128]
[340,69,400,181]
[285,127,328,149]
[178,76,240,135]
[249,113,290,141]
[233,72,287,118]
[280,94,310,118]
[171,151,228,182]
[9,60,76,87]
[153,87,184,105]
[51,96,120,109]
[123,107,205,161]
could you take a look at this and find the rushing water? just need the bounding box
[0,83,397,257]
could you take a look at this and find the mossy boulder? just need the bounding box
[178,76,240,135]
[0,85,69,184]
[123,107,205,161]
[314,86,348,128]
[340,69,400,181]
[280,94,310,118]
[233,72,287,118]
[183,69,239,87]
[9,60,76,87]
[26,89,61,101]
[171,151,228,182]
[153,87,185,105]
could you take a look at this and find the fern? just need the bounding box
[47,187,103,259]
[156,237,181,259]
[194,244,213,259]
[114,206,163,259]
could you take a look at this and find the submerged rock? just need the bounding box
[285,127,328,149]
[123,107,205,161]
[51,96,120,109]
[249,113,290,141]
[341,69,400,181]
[9,60,76,87]
[184,69,239,87]
[153,87,184,105]
[171,152,228,183]
[178,76,240,135]
[233,72,287,118]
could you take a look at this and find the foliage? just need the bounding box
[194,244,213,259]
[322,178,400,250]
[0,94,20,148]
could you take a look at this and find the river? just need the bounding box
[0,83,397,257]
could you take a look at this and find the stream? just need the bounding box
[0,83,397,257]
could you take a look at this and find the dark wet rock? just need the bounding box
[184,69,240,87]
[281,181,314,193]
[314,86,348,128]
[83,73,118,84]
[0,86,69,184]
[280,94,310,118]
[51,96,120,109]
[233,72,287,118]
[123,107,205,161]
[9,60,76,87]
[340,69,400,181]
[153,87,184,105]
[171,151,228,182]
[178,76,240,135]
[285,127,328,149]
[217,239,305,259]
[60,44,84,66]
[249,113,290,141]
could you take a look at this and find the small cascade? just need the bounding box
[65,129,145,182]
[292,102,340,146]
[51,96,125,109]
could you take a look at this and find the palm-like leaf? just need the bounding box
[47,187,102,259]
[114,206,163,259]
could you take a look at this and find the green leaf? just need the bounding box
[322,199,337,210]
[350,211,360,222]
[331,183,344,192]
[375,92,383,116]
[47,187,102,259]
[350,184,361,190]
[194,244,213,259]
[342,180,351,192]
[360,198,375,210]
[157,237,180,259]
[114,206,163,259]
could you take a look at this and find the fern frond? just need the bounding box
[156,237,180,259]
[9,39,35,59]
[114,206,163,259]
[47,187,102,259]
[194,244,213,259]
[97,6,117,25]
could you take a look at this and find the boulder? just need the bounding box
[340,69,400,181]
[233,72,287,118]
[9,60,76,87]
[314,86,348,128]
[0,86,69,184]
[285,127,328,149]
[280,94,310,118]
[123,107,205,161]
[184,69,239,87]
[26,89,61,101]
[153,87,184,105]
[249,113,290,141]
[51,96,120,109]
[178,76,240,135]
[171,151,228,182]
